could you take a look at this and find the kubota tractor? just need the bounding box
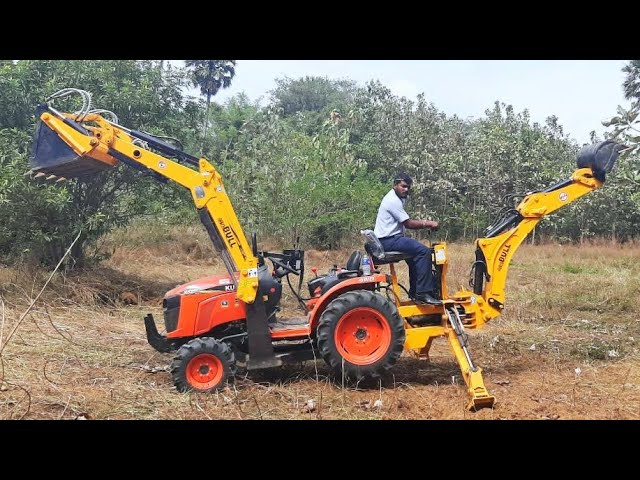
[29,88,622,409]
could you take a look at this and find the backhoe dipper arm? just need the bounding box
[33,105,259,303]
[467,141,622,325]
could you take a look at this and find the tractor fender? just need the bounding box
[308,273,386,332]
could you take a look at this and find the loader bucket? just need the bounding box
[30,120,113,178]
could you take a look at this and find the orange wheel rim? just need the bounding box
[334,307,391,365]
[186,353,224,390]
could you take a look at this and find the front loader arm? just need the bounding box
[32,105,259,303]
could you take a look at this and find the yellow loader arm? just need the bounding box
[30,101,260,304]
[453,141,623,328]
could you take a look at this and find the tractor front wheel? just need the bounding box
[317,290,405,382]
[171,337,236,393]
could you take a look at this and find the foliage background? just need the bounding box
[0,60,638,267]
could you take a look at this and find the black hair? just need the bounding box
[394,172,413,185]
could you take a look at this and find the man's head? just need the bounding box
[393,172,413,199]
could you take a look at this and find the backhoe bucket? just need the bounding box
[577,140,622,182]
[30,120,114,178]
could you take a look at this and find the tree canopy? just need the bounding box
[1,60,638,268]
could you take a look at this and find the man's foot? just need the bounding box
[413,293,442,305]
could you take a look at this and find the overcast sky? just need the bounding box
[178,60,631,145]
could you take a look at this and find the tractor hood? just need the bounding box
[166,273,239,298]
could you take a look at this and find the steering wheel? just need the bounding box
[269,257,299,276]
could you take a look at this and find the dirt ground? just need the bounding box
[1,232,638,420]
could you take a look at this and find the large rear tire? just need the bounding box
[171,337,236,392]
[317,290,405,382]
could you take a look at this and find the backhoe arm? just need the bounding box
[474,168,603,318]
[31,104,260,304]
[458,141,622,327]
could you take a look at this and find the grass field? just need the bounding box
[1,225,638,420]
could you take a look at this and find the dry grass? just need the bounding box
[1,226,638,420]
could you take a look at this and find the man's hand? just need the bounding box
[423,220,439,231]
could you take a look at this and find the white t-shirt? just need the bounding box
[374,189,409,238]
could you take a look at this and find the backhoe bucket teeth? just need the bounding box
[30,121,113,178]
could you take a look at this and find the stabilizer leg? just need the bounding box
[445,308,495,411]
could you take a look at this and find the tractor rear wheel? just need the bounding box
[317,290,405,382]
[171,337,236,392]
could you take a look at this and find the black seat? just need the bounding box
[360,229,413,265]
[306,251,362,297]
[346,250,362,271]
[370,250,413,265]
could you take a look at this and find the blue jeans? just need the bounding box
[379,235,434,297]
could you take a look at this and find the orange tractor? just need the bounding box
[29,89,622,409]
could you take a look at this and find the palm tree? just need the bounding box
[185,60,237,154]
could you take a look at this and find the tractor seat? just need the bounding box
[360,229,413,265]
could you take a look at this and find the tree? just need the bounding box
[223,105,386,248]
[604,61,640,162]
[622,60,640,102]
[205,93,260,163]
[184,60,236,154]
[270,76,360,117]
[0,60,199,267]
[603,61,640,212]
[268,76,362,136]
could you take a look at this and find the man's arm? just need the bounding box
[390,196,438,231]
[403,219,439,230]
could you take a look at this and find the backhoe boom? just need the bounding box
[455,141,621,329]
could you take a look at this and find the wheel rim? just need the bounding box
[334,307,392,365]
[186,353,224,390]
